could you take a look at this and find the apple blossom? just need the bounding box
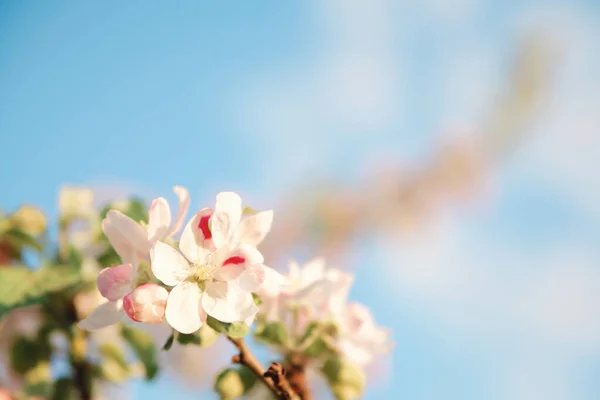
[78,263,168,330]
[151,192,279,334]
[102,186,190,264]
[336,302,393,366]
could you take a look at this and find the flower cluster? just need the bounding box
[74,187,391,399]
[79,188,281,335]
[257,258,392,366]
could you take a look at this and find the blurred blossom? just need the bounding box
[9,205,47,236]
[58,187,95,220]
[0,307,43,389]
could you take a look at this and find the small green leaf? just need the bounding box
[322,358,366,399]
[3,228,43,252]
[242,206,258,216]
[99,344,128,371]
[252,293,262,306]
[176,332,200,345]
[177,324,220,347]
[214,366,257,399]
[254,321,288,346]
[162,333,175,351]
[207,316,228,334]
[226,322,250,339]
[121,326,159,380]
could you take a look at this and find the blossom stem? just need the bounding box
[226,336,300,400]
[284,353,311,400]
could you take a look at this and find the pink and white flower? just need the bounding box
[78,187,189,331]
[78,263,168,330]
[336,302,393,366]
[102,186,190,264]
[151,192,278,334]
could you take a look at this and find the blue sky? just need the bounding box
[2,1,600,399]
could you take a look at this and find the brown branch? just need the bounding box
[284,353,311,400]
[66,298,92,400]
[227,336,299,400]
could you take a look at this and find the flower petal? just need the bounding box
[147,197,171,243]
[97,264,134,301]
[123,283,168,324]
[202,281,258,323]
[168,186,190,236]
[165,281,206,334]
[300,257,326,288]
[179,208,214,265]
[150,241,192,286]
[213,244,264,282]
[211,192,242,249]
[236,264,265,292]
[77,300,125,331]
[103,210,149,262]
[258,265,288,297]
[237,210,273,246]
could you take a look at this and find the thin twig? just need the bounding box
[227,336,300,400]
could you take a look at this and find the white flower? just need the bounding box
[151,192,277,334]
[336,302,393,366]
[258,258,352,321]
[102,186,190,263]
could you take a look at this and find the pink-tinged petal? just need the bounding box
[325,269,354,315]
[97,264,134,301]
[123,283,168,324]
[202,281,258,323]
[212,245,264,282]
[77,300,125,331]
[236,264,265,292]
[338,338,374,366]
[179,209,214,265]
[103,210,150,262]
[165,281,206,334]
[168,186,190,236]
[150,241,191,286]
[102,217,136,265]
[258,265,288,297]
[243,314,256,327]
[300,258,326,287]
[211,192,242,249]
[237,210,273,246]
[147,197,171,243]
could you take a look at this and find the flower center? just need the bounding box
[193,263,218,282]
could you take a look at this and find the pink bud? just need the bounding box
[123,283,168,324]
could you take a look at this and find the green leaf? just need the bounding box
[254,321,288,346]
[121,325,159,380]
[10,336,40,374]
[99,344,128,371]
[162,333,175,351]
[3,228,43,252]
[126,198,148,223]
[242,206,258,216]
[252,293,262,306]
[0,265,81,317]
[177,325,219,347]
[321,357,366,399]
[51,378,77,400]
[207,316,228,334]
[214,366,257,399]
[226,322,251,339]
